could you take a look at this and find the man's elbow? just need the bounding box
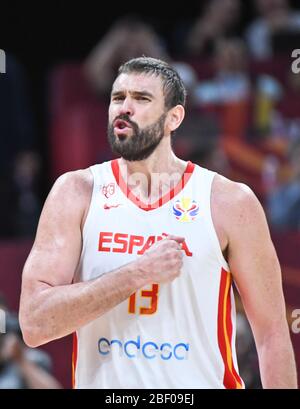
[19,311,47,348]
[21,328,43,348]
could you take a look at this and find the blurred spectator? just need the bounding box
[192,38,252,143]
[0,54,41,238]
[83,15,169,99]
[187,138,233,178]
[246,0,300,60]
[266,138,300,230]
[194,38,250,106]
[83,14,199,101]
[0,295,61,389]
[253,74,283,138]
[12,151,42,237]
[188,37,291,198]
[174,113,255,186]
[171,61,199,109]
[182,0,241,58]
[173,109,235,178]
[275,69,300,129]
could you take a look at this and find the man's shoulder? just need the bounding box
[52,168,93,198]
[45,168,94,218]
[212,174,254,202]
[210,174,268,246]
[211,174,263,223]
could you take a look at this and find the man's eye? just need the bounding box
[112,97,124,101]
[137,96,150,101]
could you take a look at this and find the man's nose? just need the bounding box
[119,98,134,116]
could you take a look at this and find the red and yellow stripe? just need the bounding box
[218,268,243,389]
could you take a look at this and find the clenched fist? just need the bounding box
[136,235,185,284]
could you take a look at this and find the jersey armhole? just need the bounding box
[205,172,230,272]
[81,166,97,240]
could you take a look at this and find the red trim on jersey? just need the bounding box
[111,159,195,211]
[225,280,244,386]
[72,332,78,389]
[217,268,243,389]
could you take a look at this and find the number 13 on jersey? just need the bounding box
[128,284,159,315]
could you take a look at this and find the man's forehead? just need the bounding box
[112,72,163,94]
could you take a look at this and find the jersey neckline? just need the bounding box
[111,159,195,212]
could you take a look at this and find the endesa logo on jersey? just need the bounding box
[98,232,193,256]
[98,335,189,361]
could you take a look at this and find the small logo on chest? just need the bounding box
[103,203,122,210]
[101,182,115,198]
[172,197,200,222]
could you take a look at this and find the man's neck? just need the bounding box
[118,141,188,201]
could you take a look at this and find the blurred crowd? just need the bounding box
[1,0,300,240]
[1,0,300,388]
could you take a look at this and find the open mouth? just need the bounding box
[114,119,131,130]
[113,119,132,138]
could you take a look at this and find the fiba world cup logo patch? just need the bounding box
[172,197,199,222]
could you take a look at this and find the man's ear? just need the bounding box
[166,105,185,133]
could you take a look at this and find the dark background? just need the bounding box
[1,0,299,180]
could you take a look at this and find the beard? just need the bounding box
[107,113,167,161]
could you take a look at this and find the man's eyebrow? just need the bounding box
[111,90,154,98]
[111,90,124,97]
[130,91,154,98]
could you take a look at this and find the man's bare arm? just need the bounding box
[19,170,144,346]
[19,170,183,347]
[212,175,298,389]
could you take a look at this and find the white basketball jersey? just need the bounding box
[72,159,244,389]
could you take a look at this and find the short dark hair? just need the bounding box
[117,57,187,109]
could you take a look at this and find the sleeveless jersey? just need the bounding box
[72,159,244,389]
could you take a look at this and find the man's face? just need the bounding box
[107,73,167,161]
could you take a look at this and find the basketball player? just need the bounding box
[19,57,297,388]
